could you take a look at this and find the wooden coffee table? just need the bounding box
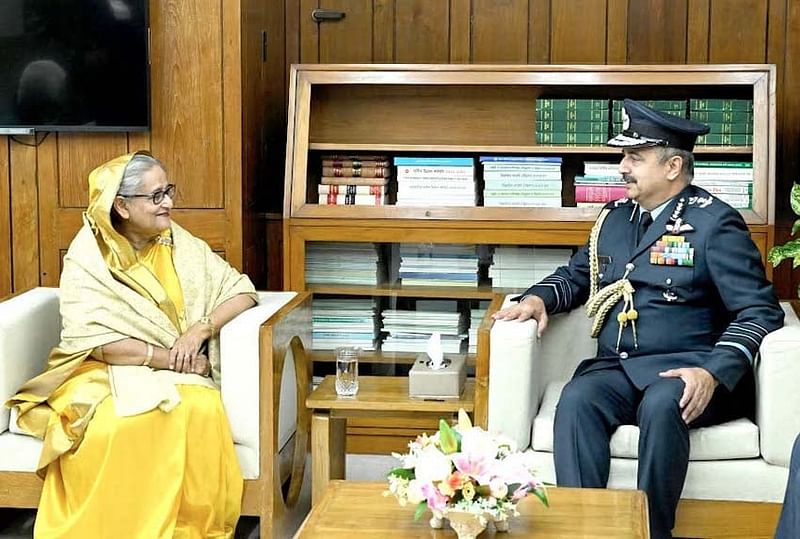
[306,375,475,504]
[295,481,650,538]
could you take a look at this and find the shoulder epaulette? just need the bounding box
[604,197,633,210]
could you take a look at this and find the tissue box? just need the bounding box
[409,353,466,399]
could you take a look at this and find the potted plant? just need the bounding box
[768,183,800,297]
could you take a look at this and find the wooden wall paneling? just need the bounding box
[299,0,319,63]
[449,0,471,63]
[0,139,11,297]
[626,0,687,64]
[773,0,800,299]
[686,0,710,63]
[35,135,59,287]
[549,0,607,63]
[149,0,224,210]
[528,0,551,63]
[222,0,244,270]
[318,0,373,63]
[606,0,628,63]
[57,134,129,209]
[373,0,394,62]
[471,0,529,63]
[127,132,151,153]
[708,0,768,63]
[9,140,39,293]
[394,0,450,63]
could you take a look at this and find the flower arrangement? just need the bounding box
[385,410,547,530]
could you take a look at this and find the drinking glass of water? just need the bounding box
[334,346,359,397]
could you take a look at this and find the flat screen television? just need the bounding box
[0,0,149,133]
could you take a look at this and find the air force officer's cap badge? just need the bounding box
[608,99,710,152]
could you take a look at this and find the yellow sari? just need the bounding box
[8,153,256,538]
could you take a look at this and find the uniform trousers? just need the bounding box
[775,434,800,539]
[553,362,751,539]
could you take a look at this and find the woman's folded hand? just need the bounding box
[169,322,212,373]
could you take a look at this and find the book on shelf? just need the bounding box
[320,176,390,186]
[322,165,391,178]
[318,193,386,205]
[483,169,562,180]
[536,108,608,121]
[483,198,562,208]
[536,98,609,110]
[394,157,474,166]
[483,179,562,190]
[689,99,753,112]
[575,184,628,203]
[479,156,563,163]
[695,133,753,146]
[694,183,753,195]
[689,110,753,123]
[321,155,390,165]
[318,184,388,195]
[535,120,610,133]
[396,166,475,179]
[536,132,607,144]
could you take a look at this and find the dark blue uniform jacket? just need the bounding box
[522,184,784,391]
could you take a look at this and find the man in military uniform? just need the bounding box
[494,99,784,538]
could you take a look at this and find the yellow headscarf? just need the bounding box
[84,151,183,330]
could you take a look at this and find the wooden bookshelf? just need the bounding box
[283,64,776,453]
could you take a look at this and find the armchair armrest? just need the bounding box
[756,301,800,467]
[487,295,598,449]
[219,291,298,454]
[0,287,60,433]
[488,295,539,449]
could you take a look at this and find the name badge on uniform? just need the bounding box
[650,235,694,266]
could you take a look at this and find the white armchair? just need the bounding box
[0,287,313,539]
[488,293,800,538]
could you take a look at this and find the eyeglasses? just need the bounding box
[119,184,176,205]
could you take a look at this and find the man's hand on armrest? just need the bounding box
[492,295,549,337]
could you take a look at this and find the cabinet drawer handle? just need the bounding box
[312,9,346,22]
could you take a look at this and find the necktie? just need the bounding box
[637,211,653,244]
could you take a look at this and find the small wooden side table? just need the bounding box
[305,375,475,504]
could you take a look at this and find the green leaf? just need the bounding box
[791,218,800,237]
[413,501,428,521]
[387,467,415,480]
[532,486,549,508]
[768,239,800,268]
[790,183,800,217]
[438,419,458,454]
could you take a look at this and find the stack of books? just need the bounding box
[536,99,610,145]
[480,156,563,207]
[575,161,626,207]
[693,161,754,209]
[318,155,390,205]
[305,242,379,285]
[380,307,467,354]
[691,100,754,146]
[612,100,687,135]
[488,246,572,289]
[399,244,478,287]
[467,305,489,355]
[312,298,377,351]
[394,157,475,206]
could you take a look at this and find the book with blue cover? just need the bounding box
[479,156,563,163]
[394,157,474,166]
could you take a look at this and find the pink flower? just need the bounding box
[421,482,450,511]
[452,452,494,485]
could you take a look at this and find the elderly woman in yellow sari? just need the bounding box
[8,152,257,538]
